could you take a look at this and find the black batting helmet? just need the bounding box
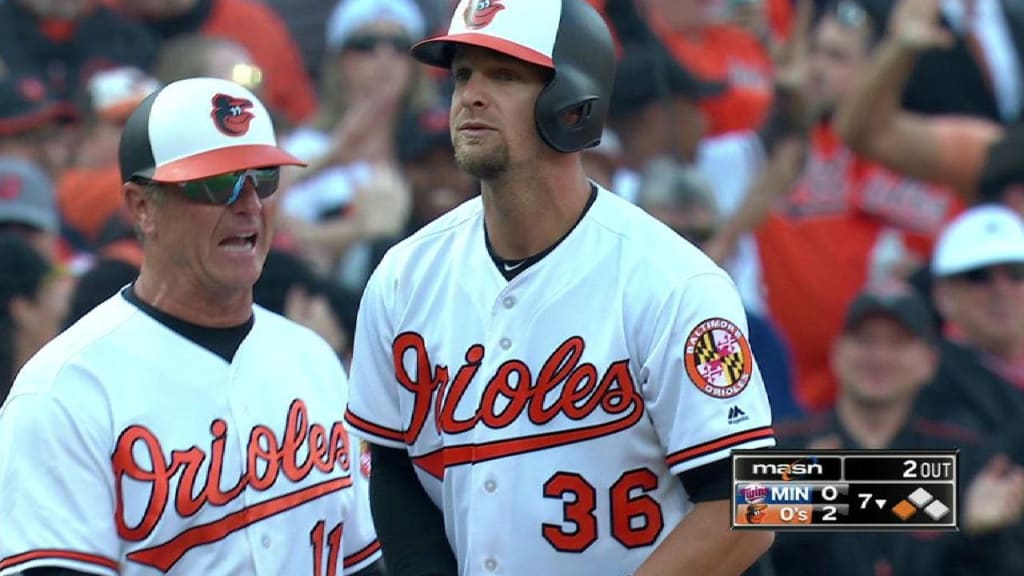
[411,0,616,153]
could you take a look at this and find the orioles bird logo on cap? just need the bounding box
[464,0,505,29]
[210,93,255,137]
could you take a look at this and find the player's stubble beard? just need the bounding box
[454,132,510,181]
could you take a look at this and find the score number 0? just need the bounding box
[821,485,839,521]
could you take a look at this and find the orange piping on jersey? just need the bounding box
[665,426,775,468]
[345,410,405,443]
[126,476,352,571]
[344,539,382,568]
[0,549,119,572]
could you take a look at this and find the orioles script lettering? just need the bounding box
[392,333,645,476]
[112,399,350,542]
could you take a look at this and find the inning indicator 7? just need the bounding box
[731,449,958,531]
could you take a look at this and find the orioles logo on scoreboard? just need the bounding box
[684,317,753,399]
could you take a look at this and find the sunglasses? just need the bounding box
[343,34,412,54]
[135,168,280,205]
[957,263,1024,284]
[833,0,868,29]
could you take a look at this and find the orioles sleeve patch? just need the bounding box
[359,440,372,478]
[684,317,753,398]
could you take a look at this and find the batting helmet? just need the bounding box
[118,77,304,184]
[411,0,616,153]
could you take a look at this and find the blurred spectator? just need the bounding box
[0,156,62,262]
[836,0,1023,206]
[899,0,1024,123]
[918,205,1024,464]
[0,0,158,108]
[750,281,1024,575]
[275,0,427,279]
[366,103,478,275]
[58,66,159,247]
[115,0,318,127]
[0,74,74,179]
[0,234,71,404]
[712,0,964,412]
[254,249,355,363]
[643,0,775,136]
[65,257,139,327]
[152,34,262,96]
[606,41,724,203]
[636,158,801,422]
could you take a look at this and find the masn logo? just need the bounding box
[751,462,824,481]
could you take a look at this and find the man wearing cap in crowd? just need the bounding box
[0,77,383,576]
[917,204,1024,465]
[0,74,73,179]
[754,280,1024,576]
[345,0,776,575]
[0,155,63,262]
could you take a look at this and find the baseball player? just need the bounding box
[345,1,776,575]
[0,78,382,576]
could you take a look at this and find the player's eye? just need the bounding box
[453,67,472,83]
[493,68,519,82]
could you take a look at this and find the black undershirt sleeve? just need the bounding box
[369,444,458,576]
[678,458,732,502]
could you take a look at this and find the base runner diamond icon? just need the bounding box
[924,500,950,521]
[892,500,917,521]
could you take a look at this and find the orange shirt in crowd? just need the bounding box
[652,19,774,137]
[757,124,964,411]
[57,165,124,243]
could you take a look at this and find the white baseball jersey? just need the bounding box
[0,293,380,576]
[346,186,775,575]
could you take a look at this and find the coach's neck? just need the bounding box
[482,153,592,261]
[134,266,255,328]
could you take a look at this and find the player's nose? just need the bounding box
[456,75,489,110]
[230,179,262,214]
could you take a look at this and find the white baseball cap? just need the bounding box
[932,204,1024,277]
[412,0,564,69]
[325,0,426,52]
[118,77,304,183]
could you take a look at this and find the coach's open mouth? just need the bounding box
[219,233,258,251]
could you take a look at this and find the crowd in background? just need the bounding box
[2,0,1024,573]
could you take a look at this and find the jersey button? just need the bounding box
[484,558,498,571]
[261,535,271,548]
[484,480,497,493]
[499,338,511,350]
[502,296,516,309]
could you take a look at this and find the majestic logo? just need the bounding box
[389,333,642,479]
[463,0,505,29]
[210,93,255,136]
[685,318,753,399]
[727,405,748,425]
[111,400,352,571]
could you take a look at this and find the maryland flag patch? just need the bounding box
[684,318,753,398]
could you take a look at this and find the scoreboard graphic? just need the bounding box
[731,449,958,531]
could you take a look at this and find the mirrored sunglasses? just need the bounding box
[137,168,280,205]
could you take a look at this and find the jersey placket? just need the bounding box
[462,282,525,575]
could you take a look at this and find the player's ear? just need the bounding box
[123,181,161,239]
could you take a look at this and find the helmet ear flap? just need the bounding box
[533,0,616,153]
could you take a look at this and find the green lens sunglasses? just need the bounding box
[135,168,281,205]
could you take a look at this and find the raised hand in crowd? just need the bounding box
[963,454,1024,536]
[888,0,955,52]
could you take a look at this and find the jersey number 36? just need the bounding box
[542,468,664,552]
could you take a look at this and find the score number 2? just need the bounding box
[542,468,664,552]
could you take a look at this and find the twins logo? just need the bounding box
[389,333,643,479]
[463,0,505,29]
[111,400,351,571]
[210,93,255,136]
